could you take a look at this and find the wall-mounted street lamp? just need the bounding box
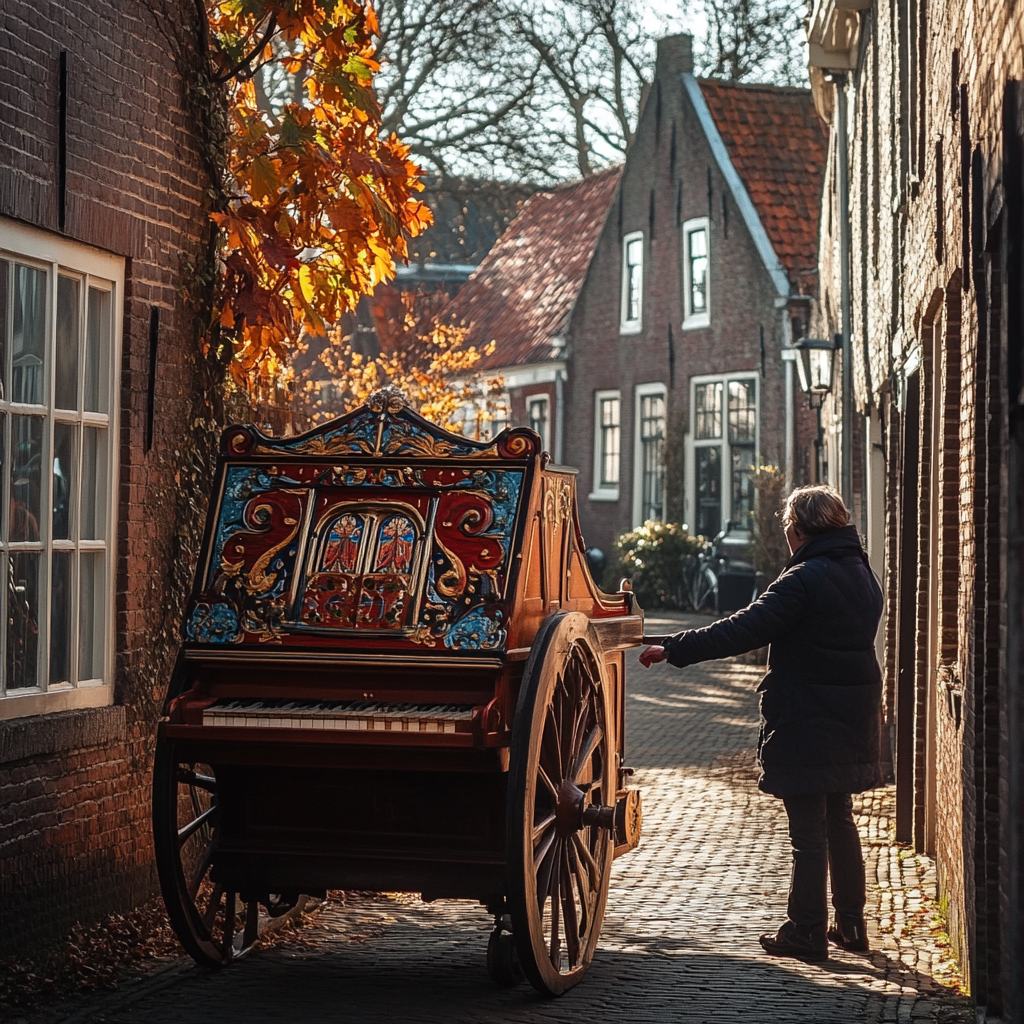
[791,335,840,483]
[793,335,839,401]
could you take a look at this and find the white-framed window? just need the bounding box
[0,219,122,721]
[687,373,758,538]
[632,382,666,525]
[620,231,644,334]
[682,217,710,330]
[589,390,621,502]
[527,395,550,452]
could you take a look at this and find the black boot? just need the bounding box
[827,913,869,952]
[759,924,828,962]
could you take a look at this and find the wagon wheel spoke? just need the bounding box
[548,842,562,968]
[177,767,217,793]
[537,763,559,802]
[187,844,215,901]
[566,685,592,774]
[571,831,600,891]
[535,832,559,912]
[178,804,218,847]
[532,810,557,843]
[560,854,582,967]
[568,843,591,935]
[541,715,563,781]
[570,724,603,784]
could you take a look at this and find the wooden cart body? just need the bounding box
[156,388,643,990]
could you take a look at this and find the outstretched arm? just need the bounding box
[657,569,808,668]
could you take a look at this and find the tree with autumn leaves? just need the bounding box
[196,0,433,420]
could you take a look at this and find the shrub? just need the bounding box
[613,521,704,610]
[750,465,791,586]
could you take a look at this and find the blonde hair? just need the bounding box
[780,485,850,535]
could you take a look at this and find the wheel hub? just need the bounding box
[554,779,614,837]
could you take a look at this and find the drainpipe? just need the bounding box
[835,74,854,506]
[781,310,795,486]
[554,367,565,464]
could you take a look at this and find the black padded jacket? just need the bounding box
[662,525,885,796]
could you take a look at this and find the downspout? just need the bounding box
[835,75,854,506]
[782,311,795,486]
[554,367,565,464]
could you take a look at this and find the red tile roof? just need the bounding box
[699,80,828,293]
[444,168,622,370]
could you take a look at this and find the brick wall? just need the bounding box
[811,0,1024,1015]
[0,0,214,952]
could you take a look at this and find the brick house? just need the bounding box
[443,169,622,455]
[807,0,1024,1016]
[1,2,214,951]
[447,35,825,560]
[561,35,824,557]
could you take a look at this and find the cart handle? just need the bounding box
[641,635,669,645]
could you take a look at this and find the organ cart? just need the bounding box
[153,386,644,996]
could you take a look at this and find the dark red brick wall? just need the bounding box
[812,1,1024,1013]
[563,56,818,558]
[0,0,213,952]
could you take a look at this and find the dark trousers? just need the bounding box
[780,793,866,947]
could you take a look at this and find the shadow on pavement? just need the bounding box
[78,927,969,1024]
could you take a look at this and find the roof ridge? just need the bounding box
[696,77,812,97]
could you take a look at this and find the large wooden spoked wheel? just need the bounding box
[507,611,616,996]
[153,738,301,966]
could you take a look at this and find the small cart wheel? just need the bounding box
[507,612,615,996]
[153,737,302,966]
[486,918,525,987]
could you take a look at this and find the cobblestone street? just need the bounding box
[39,615,970,1024]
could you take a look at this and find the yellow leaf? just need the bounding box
[249,154,282,202]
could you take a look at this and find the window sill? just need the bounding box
[588,489,620,502]
[682,313,710,331]
[619,321,642,335]
[0,702,125,764]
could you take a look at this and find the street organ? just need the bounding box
[153,387,644,996]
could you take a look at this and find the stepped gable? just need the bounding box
[699,80,828,293]
[445,167,622,370]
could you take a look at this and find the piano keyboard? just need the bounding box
[202,698,475,734]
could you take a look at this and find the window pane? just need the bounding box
[696,446,722,537]
[731,446,756,528]
[53,422,76,540]
[0,260,8,401]
[10,415,44,541]
[85,287,111,413]
[599,397,620,486]
[56,276,80,410]
[689,229,708,315]
[7,551,42,689]
[81,426,108,540]
[695,382,723,439]
[728,379,756,443]
[50,550,73,685]
[12,264,47,405]
[79,551,105,680]
[624,238,643,322]
[529,399,548,450]
[640,395,665,521]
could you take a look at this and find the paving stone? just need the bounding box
[39,613,973,1023]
